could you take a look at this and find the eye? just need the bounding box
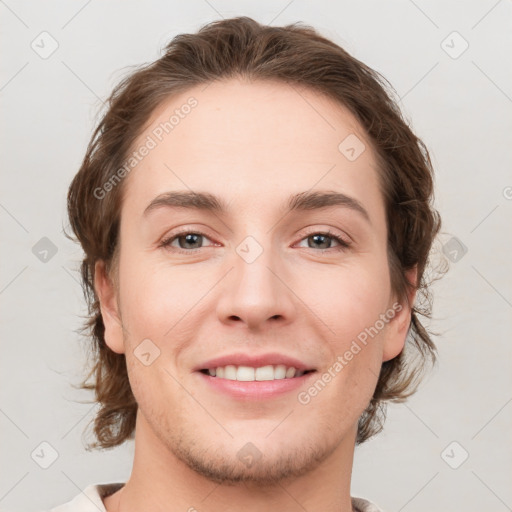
[296,230,351,252]
[159,230,216,253]
[159,228,351,254]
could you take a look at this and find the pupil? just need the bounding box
[311,234,329,249]
[180,233,201,249]
[178,234,331,250]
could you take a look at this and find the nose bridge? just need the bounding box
[216,231,295,329]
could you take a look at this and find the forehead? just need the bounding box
[121,78,385,225]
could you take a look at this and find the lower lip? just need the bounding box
[196,371,317,400]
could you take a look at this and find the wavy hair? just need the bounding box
[65,16,443,449]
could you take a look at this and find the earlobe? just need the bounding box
[94,260,125,354]
[382,266,418,362]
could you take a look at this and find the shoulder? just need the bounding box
[43,484,379,512]
[352,495,385,512]
[42,482,125,512]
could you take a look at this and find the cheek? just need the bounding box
[312,260,391,344]
[118,255,203,337]
[320,263,390,403]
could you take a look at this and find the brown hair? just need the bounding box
[65,16,442,449]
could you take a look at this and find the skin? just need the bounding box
[95,77,416,512]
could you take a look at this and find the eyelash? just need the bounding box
[159,229,351,255]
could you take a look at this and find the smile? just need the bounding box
[200,364,315,381]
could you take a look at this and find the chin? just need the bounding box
[169,434,332,485]
[152,411,342,486]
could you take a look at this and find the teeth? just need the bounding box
[224,365,237,380]
[255,365,274,381]
[273,364,287,379]
[237,366,255,381]
[206,364,309,381]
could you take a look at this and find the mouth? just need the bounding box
[198,365,316,381]
[194,353,317,399]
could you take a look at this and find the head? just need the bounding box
[66,17,441,482]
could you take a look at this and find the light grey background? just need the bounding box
[1,1,511,511]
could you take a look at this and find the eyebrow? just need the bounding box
[143,190,371,223]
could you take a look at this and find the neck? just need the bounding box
[104,411,356,512]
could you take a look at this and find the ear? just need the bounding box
[94,260,125,354]
[382,266,418,362]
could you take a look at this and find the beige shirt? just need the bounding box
[44,482,384,512]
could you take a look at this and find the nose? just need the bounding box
[215,238,297,331]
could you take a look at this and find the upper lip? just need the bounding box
[194,352,316,372]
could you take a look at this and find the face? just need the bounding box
[95,78,414,484]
